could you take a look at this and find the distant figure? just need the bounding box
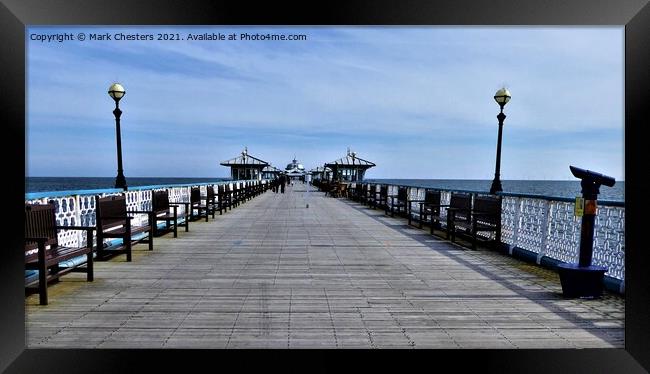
[280,175,286,194]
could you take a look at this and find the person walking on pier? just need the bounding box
[280,174,286,194]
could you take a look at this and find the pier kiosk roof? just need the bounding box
[324,149,375,182]
[220,147,269,180]
[309,166,332,181]
[262,165,282,179]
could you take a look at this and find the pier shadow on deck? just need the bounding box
[25,184,624,349]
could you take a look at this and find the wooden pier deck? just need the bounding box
[26,184,624,349]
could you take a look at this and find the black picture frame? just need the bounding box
[2,0,648,372]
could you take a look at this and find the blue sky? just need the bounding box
[26,26,624,180]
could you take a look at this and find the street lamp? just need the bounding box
[489,87,511,194]
[108,83,127,190]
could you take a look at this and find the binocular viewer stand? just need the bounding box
[558,166,615,298]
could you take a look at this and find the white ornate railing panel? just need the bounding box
[592,205,625,280]
[502,197,548,254]
[542,201,581,264]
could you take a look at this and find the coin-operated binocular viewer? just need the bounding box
[557,166,616,298]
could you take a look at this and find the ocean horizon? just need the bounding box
[25,176,625,202]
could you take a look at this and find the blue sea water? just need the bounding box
[25,177,625,202]
[365,179,624,202]
[25,177,230,193]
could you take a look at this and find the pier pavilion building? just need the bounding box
[220,147,269,180]
[309,166,332,182]
[285,158,307,181]
[324,149,375,182]
[261,165,282,180]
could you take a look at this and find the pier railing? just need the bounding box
[25,180,268,249]
[353,182,625,286]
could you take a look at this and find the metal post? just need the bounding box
[490,108,506,194]
[113,101,127,190]
[578,179,598,267]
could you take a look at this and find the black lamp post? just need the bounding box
[108,83,127,190]
[490,87,512,195]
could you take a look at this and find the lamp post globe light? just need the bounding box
[489,87,511,195]
[108,83,127,190]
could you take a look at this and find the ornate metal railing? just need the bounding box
[25,180,268,248]
[354,183,625,282]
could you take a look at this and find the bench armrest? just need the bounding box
[446,207,471,212]
[421,203,450,207]
[128,210,152,214]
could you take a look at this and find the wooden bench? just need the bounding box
[230,183,241,208]
[189,186,211,222]
[330,182,347,198]
[447,194,501,250]
[387,186,408,217]
[445,193,472,242]
[95,194,153,262]
[356,183,368,204]
[206,185,218,216]
[25,203,94,305]
[354,183,365,202]
[150,190,189,237]
[407,190,448,234]
[217,184,232,213]
[366,184,379,208]
[347,183,357,200]
[246,182,256,200]
[363,184,375,206]
[374,185,388,210]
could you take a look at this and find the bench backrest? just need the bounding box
[151,190,170,214]
[190,187,201,205]
[424,190,442,213]
[25,203,58,251]
[397,187,407,202]
[473,195,502,226]
[96,194,127,230]
[425,190,441,204]
[450,193,472,222]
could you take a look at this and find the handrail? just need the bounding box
[362,180,624,207]
[24,179,260,200]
